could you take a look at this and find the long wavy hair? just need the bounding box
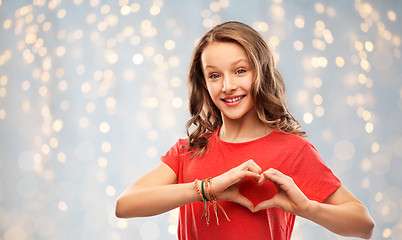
[183,21,306,157]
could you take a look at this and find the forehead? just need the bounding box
[201,41,249,68]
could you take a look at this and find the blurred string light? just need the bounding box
[0,0,401,239]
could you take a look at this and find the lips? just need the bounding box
[222,95,245,103]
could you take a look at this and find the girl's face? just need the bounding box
[201,41,256,121]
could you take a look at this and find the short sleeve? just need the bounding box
[161,140,185,176]
[290,143,341,203]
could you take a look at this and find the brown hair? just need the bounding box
[184,21,305,157]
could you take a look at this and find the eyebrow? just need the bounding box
[203,58,250,70]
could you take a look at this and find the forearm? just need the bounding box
[302,200,374,239]
[116,182,200,218]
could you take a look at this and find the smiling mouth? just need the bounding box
[222,95,245,103]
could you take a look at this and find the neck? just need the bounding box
[219,109,272,143]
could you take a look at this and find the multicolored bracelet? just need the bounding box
[193,177,230,225]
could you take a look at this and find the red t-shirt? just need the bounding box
[161,129,341,240]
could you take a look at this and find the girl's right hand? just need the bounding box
[210,159,262,212]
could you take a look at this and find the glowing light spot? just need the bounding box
[99,122,110,133]
[57,152,66,163]
[387,10,397,22]
[98,157,108,167]
[315,20,325,31]
[355,41,363,51]
[172,97,183,108]
[79,117,89,128]
[56,46,66,57]
[382,228,392,238]
[253,21,269,32]
[361,178,370,189]
[371,142,380,153]
[153,54,164,64]
[365,41,374,52]
[3,19,12,29]
[121,5,131,15]
[57,9,67,19]
[105,97,116,108]
[86,102,95,113]
[313,39,326,50]
[335,57,345,67]
[58,201,68,211]
[169,56,180,67]
[60,101,69,111]
[315,106,325,117]
[293,40,303,51]
[315,3,325,14]
[0,109,6,119]
[147,130,158,141]
[168,224,177,235]
[313,95,323,105]
[365,122,374,133]
[105,50,118,64]
[360,59,370,71]
[81,82,91,93]
[303,112,313,124]
[52,119,63,132]
[360,22,369,32]
[0,87,6,98]
[147,147,157,158]
[101,4,111,14]
[106,185,116,196]
[143,46,155,57]
[49,137,58,148]
[361,158,371,172]
[117,219,128,229]
[164,40,175,50]
[268,36,280,48]
[170,77,181,87]
[101,142,112,153]
[149,5,160,15]
[210,2,221,12]
[270,5,285,17]
[131,3,141,12]
[294,15,305,28]
[362,110,372,121]
[132,53,143,64]
[147,97,158,108]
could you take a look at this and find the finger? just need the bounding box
[242,159,262,174]
[240,170,261,180]
[232,194,255,213]
[254,198,276,212]
[259,168,286,185]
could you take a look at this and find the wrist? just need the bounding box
[299,199,320,220]
[193,179,204,202]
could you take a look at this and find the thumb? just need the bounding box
[254,198,276,212]
[232,194,255,213]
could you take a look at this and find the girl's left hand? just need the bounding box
[254,168,312,215]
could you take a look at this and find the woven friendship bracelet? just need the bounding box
[194,179,204,202]
[195,177,231,225]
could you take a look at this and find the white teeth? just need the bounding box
[224,96,244,103]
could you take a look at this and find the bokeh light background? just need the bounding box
[0,0,401,239]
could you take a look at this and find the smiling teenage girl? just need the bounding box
[115,21,374,240]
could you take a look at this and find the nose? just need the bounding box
[222,75,237,93]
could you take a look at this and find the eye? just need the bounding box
[236,69,246,74]
[209,73,220,79]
